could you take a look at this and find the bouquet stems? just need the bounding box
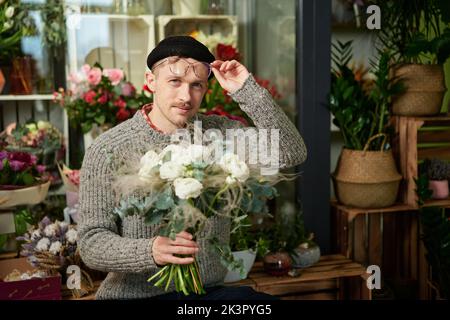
[147,257,205,295]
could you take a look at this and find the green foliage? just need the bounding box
[371,0,450,64]
[329,41,404,150]
[415,174,450,299]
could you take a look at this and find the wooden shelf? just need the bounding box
[0,94,55,102]
[423,197,450,208]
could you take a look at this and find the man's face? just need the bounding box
[146,56,210,127]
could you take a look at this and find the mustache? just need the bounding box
[173,103,192,109]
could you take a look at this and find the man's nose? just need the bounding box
[177,83,192,103]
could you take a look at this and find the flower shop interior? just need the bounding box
[0,0,449,301]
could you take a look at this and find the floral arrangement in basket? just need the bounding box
[53,63,153,134]
[16,216,94,298]
[113,140,294,295]
[1,121,65,163]
[0,150,49,190]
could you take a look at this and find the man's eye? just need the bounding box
[192,83,203,89]
[169,79,181,84]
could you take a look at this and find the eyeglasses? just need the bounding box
[151,57,212,79]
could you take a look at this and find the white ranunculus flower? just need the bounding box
[219,153,250,182]
[3,21,12,30]
[186,144,207,163]
[225,176,237,185]
[37,121,51,130]
[49,241,62,255]
[160,144,192,165]
[5,6,14,19]
[173,178,203,199]
[159,161,185,180]
[140,150,160,168]
[138,163,157,183]
[36,238,50,251]
[44,224,58,237]
[66,228,78,244]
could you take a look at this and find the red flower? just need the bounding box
[142,84,152,93]
[83,90,96,104]
[216,44,240,61]
[97,93,109,104]
[116,108,131,122]
[114,99,126,108]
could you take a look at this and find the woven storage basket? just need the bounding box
[392,64,446,116]
[332,134,402,208]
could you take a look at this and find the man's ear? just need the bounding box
[145,71,156,93]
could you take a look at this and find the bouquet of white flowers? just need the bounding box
[113,140,294,295]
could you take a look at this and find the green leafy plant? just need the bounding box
[415,174,450,299]
[0,0,36,64]
[424,158,450,181]
[329,40,404,150]
[371,0,450,64]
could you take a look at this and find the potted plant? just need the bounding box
[371,0,450,116]
[0,1,36,94]
[424,158,450,199]
[329,41,404,208]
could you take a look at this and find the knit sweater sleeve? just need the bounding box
[77,142,158,273]
[225,74,307,168]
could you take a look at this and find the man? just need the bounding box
[78,36,307,300]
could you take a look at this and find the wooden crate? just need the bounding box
[330,200,435,299]
[228,255,371,300]
[392,115,450,208]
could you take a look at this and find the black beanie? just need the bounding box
[147,36,216,78]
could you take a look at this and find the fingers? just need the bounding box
[160,254,195,265]
[169,236,198,248]
[176,231,194,240]
[166,245,199,255]
[211,60,239,73]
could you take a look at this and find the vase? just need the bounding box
[172,0,203,16]
[0,180,51,209]
[291,245,321,269]
[263,251,292,276]
[223,249,257,283]
[9,56,34,95]
[0,68,5,93]
[428,180,449,200]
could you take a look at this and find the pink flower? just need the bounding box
[67,170,80,186]
[103,69,124,86]
[81,64,91,75]
[68,72,82,84]
[87,68,102,85]
[84,90,96,104]
[36,165,46,174]
[121,82,136,97]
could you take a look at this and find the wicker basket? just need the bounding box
[332,134,402,209]
[391,64,446,116]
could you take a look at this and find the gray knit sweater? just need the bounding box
[78,74,307,299]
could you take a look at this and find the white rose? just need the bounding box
[173,178,203,199]
[140,150,160,167]
[159,161,185,180]
[65,228,78,244]
[44,224,58,237]
[219,153,249,183]
[36,238,50,251]
[49,241,62,255]
[5,6,14,19]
